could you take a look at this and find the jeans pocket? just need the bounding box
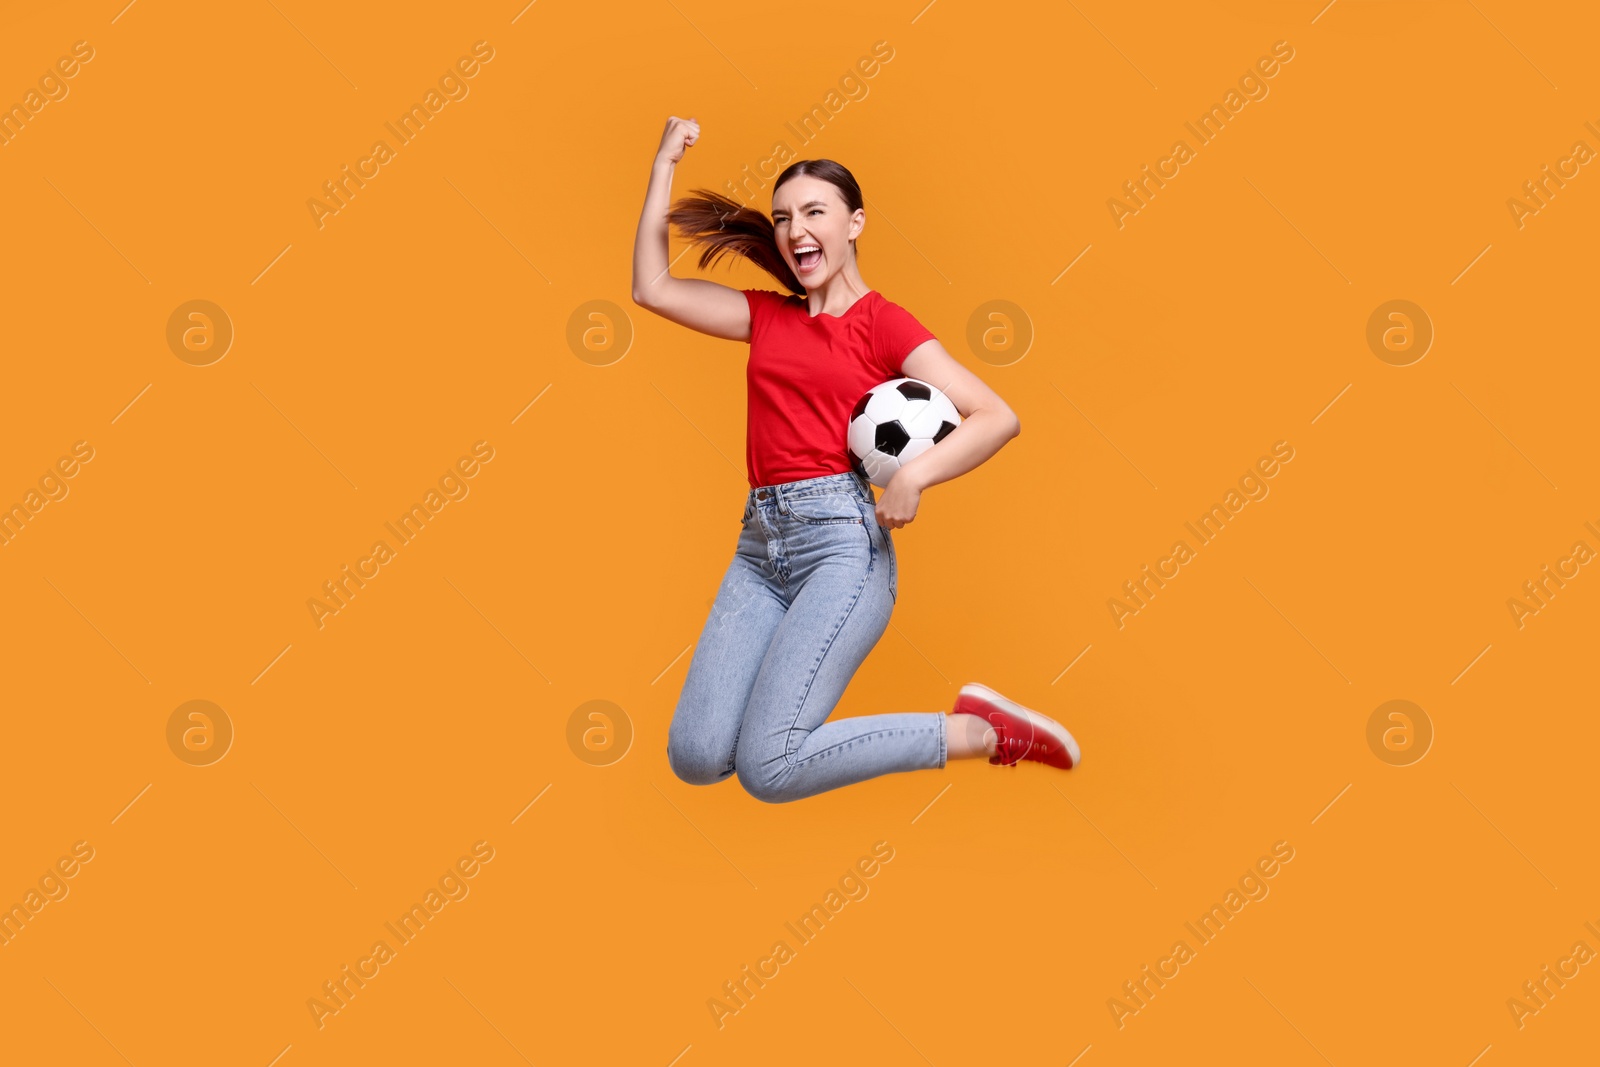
[784,492,866,526]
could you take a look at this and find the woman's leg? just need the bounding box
[667,514,788,785]
[733,489,948,803]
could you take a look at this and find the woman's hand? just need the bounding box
[874,470,923,529]
[656,115,700,166]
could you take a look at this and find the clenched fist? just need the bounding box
[656,115,700,165]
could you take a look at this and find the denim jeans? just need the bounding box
[668,469,948,803]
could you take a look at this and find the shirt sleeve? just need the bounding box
[743,289,783,345]
[872,299,938,378]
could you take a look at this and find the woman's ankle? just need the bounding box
[946,712,997,760]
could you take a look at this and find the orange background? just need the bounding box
[2,1,1596,1063]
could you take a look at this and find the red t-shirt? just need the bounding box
[742,288,937,488]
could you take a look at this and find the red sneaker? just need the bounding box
[953,683,1081,769]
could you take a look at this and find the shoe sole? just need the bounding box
[958,682,1081,769]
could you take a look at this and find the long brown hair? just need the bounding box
[666,159,864,297]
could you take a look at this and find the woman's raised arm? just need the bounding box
[631,116,752,342]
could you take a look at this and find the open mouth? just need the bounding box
[794,244,822,273]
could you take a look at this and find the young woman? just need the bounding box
[633,115,1081,803]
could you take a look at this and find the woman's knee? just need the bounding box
[666,728,730,786]
[735,761,799,804]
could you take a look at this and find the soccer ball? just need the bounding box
[847,378,962,488]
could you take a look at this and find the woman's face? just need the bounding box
[771,176,862,289]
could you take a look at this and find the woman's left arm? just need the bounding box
[874,339,1021,528]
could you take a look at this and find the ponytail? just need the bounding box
[667,188,805,295]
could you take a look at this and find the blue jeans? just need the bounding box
[668,469,948,803]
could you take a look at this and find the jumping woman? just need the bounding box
[632,115,1081,804]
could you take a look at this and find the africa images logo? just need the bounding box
[307,441,495,629]
[1107,441,1295,628]
[1108,840,1295,1028]
[306,41,496,229]
[306,841,495,1029]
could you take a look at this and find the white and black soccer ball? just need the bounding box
[847,378,962,488]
